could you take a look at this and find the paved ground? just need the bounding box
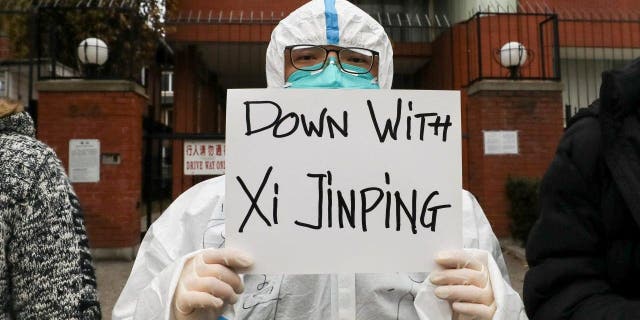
[503,248,527,297]
[95,260,134,319]
[95,241,528,319]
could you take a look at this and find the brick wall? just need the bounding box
[0,36,10,60]
[531,0,639,11]
[36,82,146,248]
[525,1,640,51]
[466,83,563,236]
[558,20,640,48]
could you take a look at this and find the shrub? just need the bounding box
[505,176,540,246]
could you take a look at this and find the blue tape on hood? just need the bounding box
[324,0,339,44]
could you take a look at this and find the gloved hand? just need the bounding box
[172,248,253,320]
[429,249,496,320]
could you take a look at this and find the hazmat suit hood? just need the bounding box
[266,0,394,89]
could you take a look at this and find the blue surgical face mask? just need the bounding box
[285,57,380,89]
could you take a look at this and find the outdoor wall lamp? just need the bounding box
[78,37,108,78]
[497,41,529,79]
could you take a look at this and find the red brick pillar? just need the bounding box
[36,80,147,255]
[465,80,563,237]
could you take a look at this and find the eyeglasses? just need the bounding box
[285,45,379,74]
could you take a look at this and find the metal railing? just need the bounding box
[556,12,640,120]
[1,8,36,111]
[460,11,561,86]
[166,9,451,44]
[515,4,640,121]
[34,5,143,83]
[142,131,225,234]
[378,12,450,43]
[1,1,149,85]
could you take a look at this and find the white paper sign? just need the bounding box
[483,130,518,155]
[226,89,462,274]
[183,140,226,175]
[69,139,100,183]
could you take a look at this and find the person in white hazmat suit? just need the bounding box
[113,0,527,319]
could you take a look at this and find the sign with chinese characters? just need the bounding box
[183,140,226,175]
[69,139,100,183]
[483,130,519,155]
[226,89,462,274]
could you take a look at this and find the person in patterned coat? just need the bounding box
[0,98,101,319]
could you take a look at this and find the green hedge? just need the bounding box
[505,176,540,246]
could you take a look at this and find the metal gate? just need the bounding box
[141,131,225,234]
[1,1,143,122]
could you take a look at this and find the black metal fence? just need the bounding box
[460,11,561,85]
[35,4,143,82]
[165,8,450,44]
[142,132,225,233]
[1,5,36,113]
[375,12,451,43]
[556,11,640,120]
[1,1,147,85]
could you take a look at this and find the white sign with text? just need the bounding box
[226,89,462,274]
[483,130,518,155]
[183,140,226,175]
[69,139,100,183]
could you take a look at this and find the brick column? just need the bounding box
[36,80,147,255]
[465,80,563,236]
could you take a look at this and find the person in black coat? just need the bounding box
[524,57,640,319]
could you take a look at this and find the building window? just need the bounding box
[161,71,174,105]
[162,107,173,127]
[0,71,7,98]
[161,71,173,93]
[140,67,147,86]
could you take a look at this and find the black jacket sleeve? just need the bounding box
[524,116,640,319]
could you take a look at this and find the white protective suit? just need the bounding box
[114,0,527,319]
[113,178,526,320]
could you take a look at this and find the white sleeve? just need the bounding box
[463,190,527,320]
[112,177,226,320]
[461,190,510,284]
[414,190,527,320]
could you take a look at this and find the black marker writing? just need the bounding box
[367,98,452,142]
[367,98,401,142]
[237,166,278,232]
[427,114,451,142]
[244,100,348,138]
[421,191,451,231]
[272,183,279,224]
[294,172,328,229]
[360,187,384,232]
[295,171,452,233]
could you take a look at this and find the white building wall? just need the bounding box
[560,47,640,117]
[6,67,37,106]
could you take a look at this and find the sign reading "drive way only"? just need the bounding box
[183,140,225,175]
